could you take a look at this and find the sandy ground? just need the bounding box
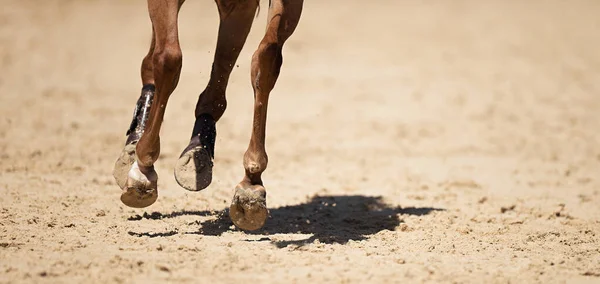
[1,0,600,283]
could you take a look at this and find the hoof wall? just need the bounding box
[229,184,268,231]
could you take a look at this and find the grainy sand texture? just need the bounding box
[1,0,599,283]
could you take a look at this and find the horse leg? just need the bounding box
[229,0,303,230]
[118,0,185,208]
[174,0,258,191]
[113,28,156,190]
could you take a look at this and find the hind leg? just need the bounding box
[229,0,303,231]
[174,0,258,191]
[114,0,185,208]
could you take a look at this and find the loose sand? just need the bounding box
[1,0,599,283]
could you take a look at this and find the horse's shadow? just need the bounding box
[128,195,444,247]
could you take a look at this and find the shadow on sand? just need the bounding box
[127,195,444,247]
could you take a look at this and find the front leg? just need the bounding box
[118,0,184,208]
[174,0,258,192]
[113,84,155,190]
[229,0,303,231]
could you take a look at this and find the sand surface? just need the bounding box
[1,0,600,283]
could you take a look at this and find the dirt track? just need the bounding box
[1,0,600,283]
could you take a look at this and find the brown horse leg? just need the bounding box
[112,29,157,190]
[120,0,184,208]
[174,0,258,192]
[229,0,303,230]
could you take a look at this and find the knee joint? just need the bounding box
[253,42,282,65]
[251,42,283,90]
[154,45,182,73]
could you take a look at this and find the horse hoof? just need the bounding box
[121,161,158,208]
[174,147,213,191]
[113,144,137,189]
[229,183,268,231]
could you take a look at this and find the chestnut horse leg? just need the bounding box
[174,0,258,192]
[112,29,156,191]
[116,0,185,208]
[229,0,303,230]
